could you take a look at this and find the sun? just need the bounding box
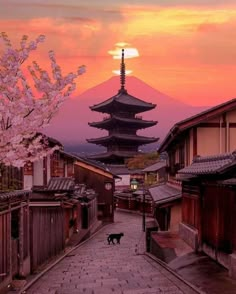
[108,42,139,75]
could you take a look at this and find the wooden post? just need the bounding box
[19,202,25,276]
[8,204,12,280]
[142,191,146,232]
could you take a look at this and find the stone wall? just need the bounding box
[179,222,199,251]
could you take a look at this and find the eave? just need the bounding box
[159,98,236,153]
[90,90,156,114]
[89,116,157,130]
[88,150,139,160]
[87,134,159,146]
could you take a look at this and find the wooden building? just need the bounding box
[148,184,181,232]
[23,143,75,190]
[87,49,158,164]
[0,135,100,289]
[142,160,167,186]
[177,152,236,278]
[156,99,236,230]
[159,98,236,182]
[74,157,117,222]
[30,177,79,271]
[147,99,236,264]
[114,190,153,215]
[107,165,144,192]
[0,191,30,293]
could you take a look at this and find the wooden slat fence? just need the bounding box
[30,206,65,272]
[182,182,200,229]
[0,212,10,283]
[202,185,234,253]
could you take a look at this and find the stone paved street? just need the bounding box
[24,211,199,294]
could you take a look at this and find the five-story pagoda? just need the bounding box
[87,49,158,164]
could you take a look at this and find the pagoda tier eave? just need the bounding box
[90,92,156,114]
[88,150,139,160]
[87,134,159,146]
[90,103,155,114]
[88,117,157,130]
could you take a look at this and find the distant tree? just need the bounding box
[0,32,85,167]
[126,152,159,169]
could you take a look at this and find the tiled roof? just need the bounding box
[73,154,118,176]
[178,152,236,175]
[90,90,156,111]
[107,164,143,175]
[88,150,139,161]
[133,190,153,201]
[89,115,157,128]
[142,161,166,172]
[47,177,75,191]
[148,184,181,204]
[0,190,30,202]
[87,133,158,144]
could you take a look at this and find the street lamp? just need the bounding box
[142,189,146,232]
[133,186,146,232]
[130,179,138,191]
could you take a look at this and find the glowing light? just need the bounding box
[109,42,139,75]
[108,47,139,59]
[115,42,130,47]
[112,69,132,75]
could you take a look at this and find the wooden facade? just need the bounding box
[182,182,201,231]
[114,190,153,215]
[0,191,30,293]
[155,99,236,259]
[74,158,116,222]
[177,152,236,277]
[159,99,236,182]
[0,136,101,291]
[142,161,167,186]
[29,177,80,271]
[149,183,182,232]
[30,205,64,271]
[182,180,236,254]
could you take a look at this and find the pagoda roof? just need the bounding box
[88,150,139,161]
[90,89,156,114]
[89,115,157,130]
[87,133,158,146]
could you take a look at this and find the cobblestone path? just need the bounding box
[25,211,199,294]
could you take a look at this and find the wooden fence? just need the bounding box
[30,206,65,272]
[0,212,10,284]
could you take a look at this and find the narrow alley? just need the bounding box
[21,211,199,294]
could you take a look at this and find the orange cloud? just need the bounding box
[1,5,236,106]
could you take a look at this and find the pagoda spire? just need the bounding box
[119,49,126,93]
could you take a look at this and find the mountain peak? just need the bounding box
[44,76,208,149]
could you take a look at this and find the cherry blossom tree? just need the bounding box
[0,32,85,167]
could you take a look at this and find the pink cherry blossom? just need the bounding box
[0,32,86,167]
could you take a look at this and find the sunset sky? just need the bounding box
[1,0,236,106]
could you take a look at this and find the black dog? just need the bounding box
[107,233,124,245]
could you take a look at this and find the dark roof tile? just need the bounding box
[148,184,181,204]
[178,152,236,175]
[142,161,166,172]
[47,177,75,191]
[91,90,156,111]
[0,190,30,202]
